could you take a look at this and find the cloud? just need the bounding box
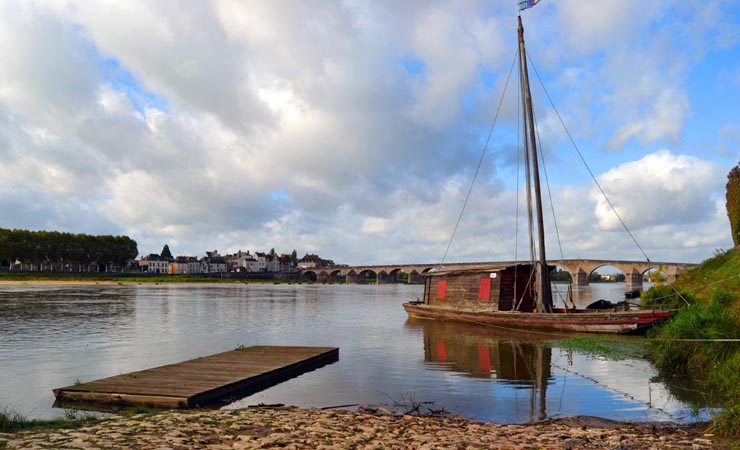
[592,150,723,230]
[0,1,736,265]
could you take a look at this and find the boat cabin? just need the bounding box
[422,264,539,313]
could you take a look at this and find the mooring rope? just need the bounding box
[459,318,740,342]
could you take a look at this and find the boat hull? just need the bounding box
[403,303,674,335]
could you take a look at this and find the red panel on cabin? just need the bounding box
[436,341,447,362]
[436,280,447,299]
[477,346,491,374]
[478,277,492,301]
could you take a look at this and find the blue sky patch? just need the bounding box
[402,54,426,78]
[97,54,169,113]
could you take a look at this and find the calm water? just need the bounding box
[0,283,712,422]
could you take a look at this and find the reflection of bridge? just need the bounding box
[300,259,697,293]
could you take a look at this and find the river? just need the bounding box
[0,282,713,423]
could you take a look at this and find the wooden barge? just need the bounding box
[403,264,673,335]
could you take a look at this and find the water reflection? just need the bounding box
[416,319,555,421]
[0,283,714,423]
[407,318,714,423]
[552,282,655,309]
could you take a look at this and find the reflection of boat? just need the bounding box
[403,11,674,335]
[408,318,551,420]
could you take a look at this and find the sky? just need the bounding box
[0,0,739,265]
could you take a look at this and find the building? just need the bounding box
[140,254,170,274]
[169,256,200,274]
[201,253,227,273]
[297,254,333,269]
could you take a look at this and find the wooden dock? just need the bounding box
[53,346,338,409]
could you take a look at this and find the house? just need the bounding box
[169,256,200,274]
[231,250,258,271]
[201,254,227,273]
[254,252,268,271]
[140,254,170,274]
[265,253,280,272]
[297,254,333,269]
[278,254,296,272]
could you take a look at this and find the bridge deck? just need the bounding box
[53,346,339,409]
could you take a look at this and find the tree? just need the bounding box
[269,248,275,257]
[291,249,298,265]
[161,244,173,260]
[727,163,740,246]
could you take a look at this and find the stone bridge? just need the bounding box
[300,259,697,293]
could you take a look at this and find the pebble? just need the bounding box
[0,407,728,449]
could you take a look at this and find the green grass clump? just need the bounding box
[649,289,740,437]
[120,405,155,417]
[0,408,100,433]
[553,336,648,361]
[649,290,740,379]
[640,284,693,310]
[670,247,740,308]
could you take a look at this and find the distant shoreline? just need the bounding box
[0,273,303,285]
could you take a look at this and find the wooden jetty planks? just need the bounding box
[53,345,339,409]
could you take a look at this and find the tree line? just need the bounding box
[0,228,138,269]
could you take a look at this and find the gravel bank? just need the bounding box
[0,407,724,449]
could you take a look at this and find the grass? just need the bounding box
[0,408,100,433]
[120,405,156,417]
[552,336,648,360]
[642,246,740,437]
[670,247,740,308]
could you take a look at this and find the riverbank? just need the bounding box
[0,406,725,449]
[642,246,740,437]
[0,273,302,284]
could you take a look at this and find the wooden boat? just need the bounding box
[403,12,675,335]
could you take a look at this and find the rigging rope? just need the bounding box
[525,54,652,264]
[514,56,522,309]
[526,52,692,307]
[441,50,519,264]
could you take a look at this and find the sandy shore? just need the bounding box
[0,407,724,450]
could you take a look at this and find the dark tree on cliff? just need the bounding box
[727,163,740,246]
[161,244,173,260]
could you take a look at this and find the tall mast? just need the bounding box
[517,15,552,313]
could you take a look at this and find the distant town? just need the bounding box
[138,245,337,275]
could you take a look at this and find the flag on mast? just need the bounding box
[518,0,540,11]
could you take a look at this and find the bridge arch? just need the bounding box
[316,269,343,284]
[377,268,401,284]
[406,269,425,284]
[301,270,318,282]
[355,269,378,284]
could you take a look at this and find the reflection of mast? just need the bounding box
[536,345,549,421]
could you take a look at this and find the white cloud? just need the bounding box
[592,150,722,230]
[0,1,736,265]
